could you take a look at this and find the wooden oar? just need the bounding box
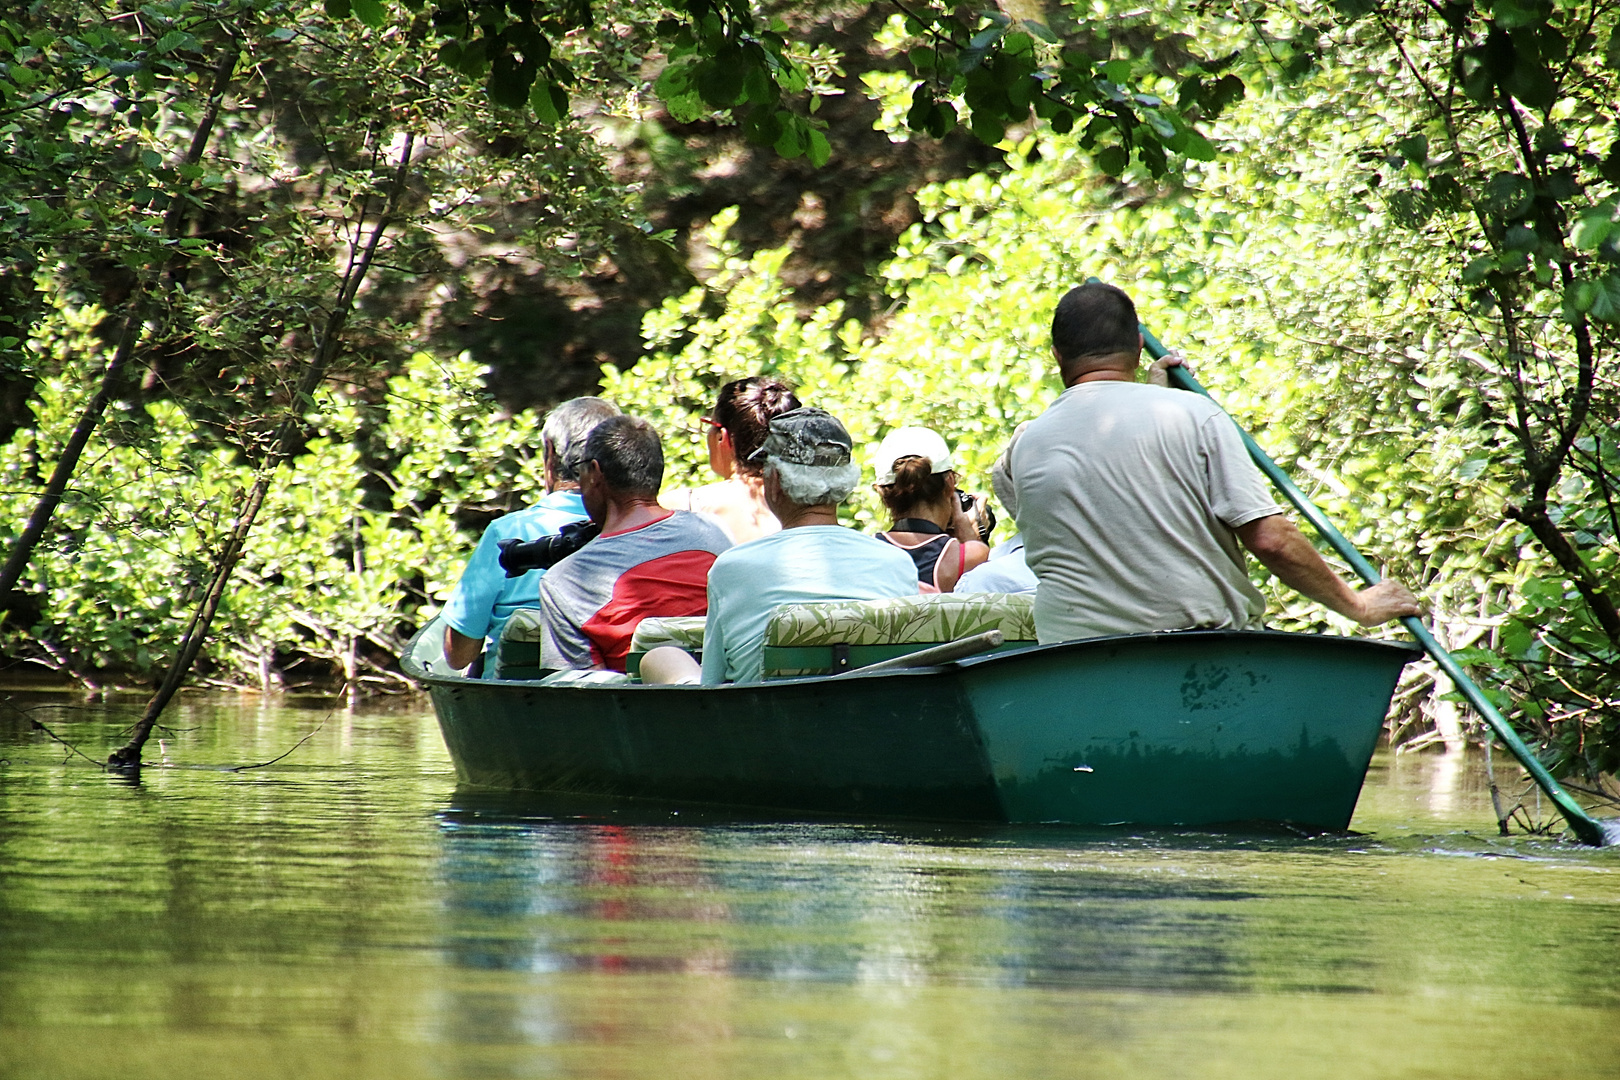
[1135,320,1614,846]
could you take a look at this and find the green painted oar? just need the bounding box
[1137,322,1615,846]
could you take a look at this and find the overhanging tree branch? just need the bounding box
[109,131,417,769]
[0,40,241,604]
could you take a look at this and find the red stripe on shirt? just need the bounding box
[580,549,718,670]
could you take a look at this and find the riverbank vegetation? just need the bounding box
[0,0,1614,790]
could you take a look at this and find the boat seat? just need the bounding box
[488,607,550,680]
[495,611,708,681]
[625,616,707,678]
[534,670,633,687]
[763,592,1036,678]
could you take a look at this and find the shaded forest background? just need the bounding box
[0,0,1616,800]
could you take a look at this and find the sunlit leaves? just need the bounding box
[0,313,549,683]
[1331,0,1619,769]
[329,0,1234,174]
[1571,206,1616,252]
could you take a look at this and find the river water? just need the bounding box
[1,693,1617,1079]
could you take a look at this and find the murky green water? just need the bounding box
[2,693,1617,1079]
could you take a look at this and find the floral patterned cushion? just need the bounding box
[536,669,633,687]
[499,607,548,643]
[488,607,548,679]
[765,592,1036,648]
[497,611,710,680]
[629,616,708,655]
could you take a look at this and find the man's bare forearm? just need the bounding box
[1236,514,1423,626]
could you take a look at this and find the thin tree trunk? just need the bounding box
[110,133,416,768]
[0,44,240,602]
[1489,86,1620,648]
[1505,502,1620,645]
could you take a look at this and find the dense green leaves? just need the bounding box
[0,0,646,688]
[0,312,545,686]
[325,0,1241,176]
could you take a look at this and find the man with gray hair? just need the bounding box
[696,407,919,684]
[538,415,732,671]
[442,396,619,675]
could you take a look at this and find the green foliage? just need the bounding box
[0,297,546,687]
[1309,0,1619,777]
[340,0,1244,175]
[0,0,637,691]
[1,0,637,411]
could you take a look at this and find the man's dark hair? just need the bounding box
[543,397,620,481]
[583,415,664,497]
[714,376,801,476]
[1051,283,1139,367]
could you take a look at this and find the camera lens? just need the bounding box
[497,520,602,576]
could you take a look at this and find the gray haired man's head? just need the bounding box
[749,407,861,507]
[581,415,664,498]
[542,397,620,482]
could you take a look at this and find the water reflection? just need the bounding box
[432,794,1262,1001]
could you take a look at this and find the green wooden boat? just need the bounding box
[403,616,1420,830]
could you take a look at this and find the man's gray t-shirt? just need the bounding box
[1011,381,1285,643]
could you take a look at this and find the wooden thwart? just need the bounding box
[836,630,1006,675]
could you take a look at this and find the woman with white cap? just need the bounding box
[872,426,992,592]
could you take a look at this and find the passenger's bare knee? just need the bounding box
[640,646,701,685]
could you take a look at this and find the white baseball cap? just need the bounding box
[872,426,955,485]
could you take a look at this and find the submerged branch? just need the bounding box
[226,716,328,772]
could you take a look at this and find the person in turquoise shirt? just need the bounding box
[441,397,618,675]
[699,408,918,685]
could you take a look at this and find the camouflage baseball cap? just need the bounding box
[747,407,853,468]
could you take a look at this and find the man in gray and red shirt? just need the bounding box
[538,415,731,671]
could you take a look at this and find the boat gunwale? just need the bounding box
[402,620,1424,693]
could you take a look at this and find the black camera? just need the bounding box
[957,490,996,543]
[497,519,602,577]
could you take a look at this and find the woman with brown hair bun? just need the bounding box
[872,427,992,593]
[661,376,801,544]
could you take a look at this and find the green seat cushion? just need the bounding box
[535,670,632,687]
[490,608,548,680]
[766,592,1035,647]
[762,593,1036,677]
[629,616,707,654]
[624,616,707,679]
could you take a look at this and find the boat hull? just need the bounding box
[405,623,1419,830]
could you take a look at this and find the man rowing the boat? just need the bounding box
[441,396,619,676]
[1012,282,1422,642]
